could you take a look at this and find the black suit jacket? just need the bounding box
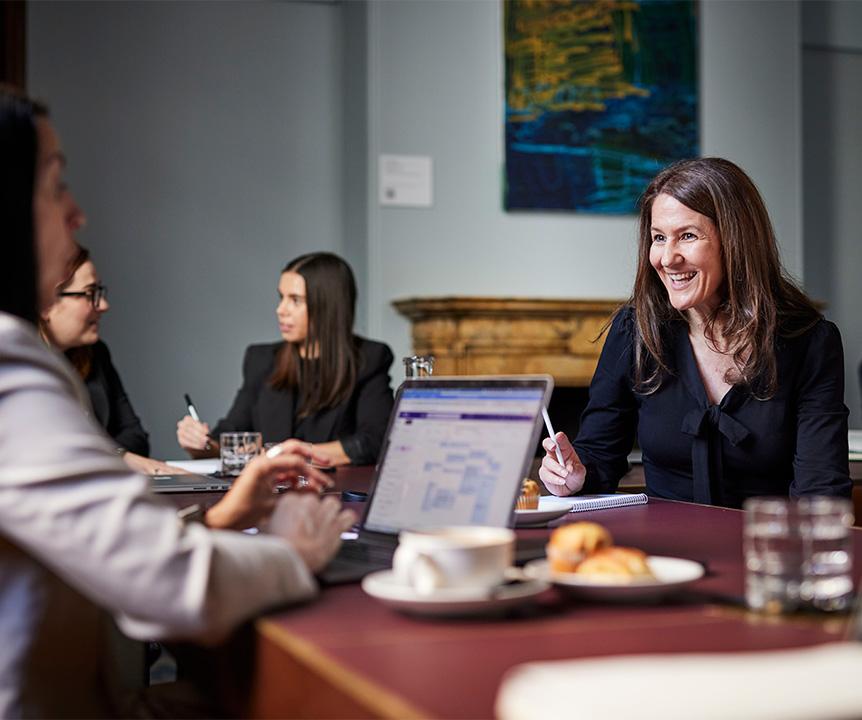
[211,337,394,465]
[574,307,850,508]
[80,341,150,456]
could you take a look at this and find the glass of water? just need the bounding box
[220,432,263,476]
[744,496,854,614]
[403,355,434,378]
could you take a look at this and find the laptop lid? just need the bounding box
[362,376,553,535]
[150,474,234,494]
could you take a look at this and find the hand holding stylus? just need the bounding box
[538,411,586,497]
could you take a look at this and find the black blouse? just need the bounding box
[80,341,150,456]
[574,307,851,508]
[211,337,394,465]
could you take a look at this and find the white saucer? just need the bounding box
[514,496,572,526]
[524,556,705,602]
[361,570,550,617]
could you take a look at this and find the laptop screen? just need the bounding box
[363,378,551,534]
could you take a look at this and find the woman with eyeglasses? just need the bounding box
[38,246,212,476]
[40,246,152,459]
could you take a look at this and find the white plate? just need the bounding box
[514,496,572,526]
[524,556,705,602]
[361,570,550,617]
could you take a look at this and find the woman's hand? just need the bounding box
[123,452,191,476]
[294,439,351,467]
[269,493,357,574]
[176,415,216,457]
[205,443,334,531]
[538,432,586,496]
[263,440,334,493]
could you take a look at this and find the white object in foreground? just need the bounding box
[496,642,862,720]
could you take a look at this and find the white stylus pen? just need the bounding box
[541,407,566,467]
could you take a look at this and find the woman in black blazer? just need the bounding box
[40,246,149,455]
[38,246,172,474]
[177,252,394,466]
[538,158,850,507]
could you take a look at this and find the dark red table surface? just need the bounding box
[238,465,862,719]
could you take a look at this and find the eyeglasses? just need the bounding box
[57,284,108,308]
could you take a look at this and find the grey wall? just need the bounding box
[802,0,862,426]
[29,0,347,457]
[27,0,860,457]
[365,0,805,366]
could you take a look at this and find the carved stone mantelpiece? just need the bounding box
[392,297,624,387]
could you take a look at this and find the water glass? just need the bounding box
[220,432,262,476]
[403,355,434,378]
[744,496,854,614]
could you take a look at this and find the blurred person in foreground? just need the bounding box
[539,157,850,508]
[0,85,355,717]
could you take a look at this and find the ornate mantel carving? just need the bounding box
[392,296,624,387]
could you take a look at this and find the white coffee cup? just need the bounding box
[392,526,515,595]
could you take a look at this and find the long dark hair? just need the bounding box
[629,157,820,398]
[0,85,49,325]
[269,252,359,417]
[39,244,94,378]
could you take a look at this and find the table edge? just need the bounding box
[256,617,432,720]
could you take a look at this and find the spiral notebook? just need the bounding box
[562,493,649,513]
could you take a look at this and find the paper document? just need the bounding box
[164,458,221,474]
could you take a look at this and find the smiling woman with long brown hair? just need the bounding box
[538,157,850,508]
[176,251,394,466]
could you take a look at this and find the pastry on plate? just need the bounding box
[516,479,540,510]
[574,546,655,582]
[546,522,613,573]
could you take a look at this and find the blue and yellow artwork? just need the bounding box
[504,0,699,213]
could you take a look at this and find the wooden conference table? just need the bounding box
[170,464,862,719]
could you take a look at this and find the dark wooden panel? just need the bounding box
[1,0,26,89]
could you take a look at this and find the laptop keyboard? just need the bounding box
[319,537,396,585]
[336,540,395,566]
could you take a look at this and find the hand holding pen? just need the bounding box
[176,393,215,456]
[538,408,586,496]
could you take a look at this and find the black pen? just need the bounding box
[184,393,201,422]
[184,393,212,450]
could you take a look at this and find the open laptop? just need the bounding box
[321,375,553,584]
[150,474,234,493]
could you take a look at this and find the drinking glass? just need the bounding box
[403,355,434,378]
[220,432,262,476]
[744,496,854,614]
